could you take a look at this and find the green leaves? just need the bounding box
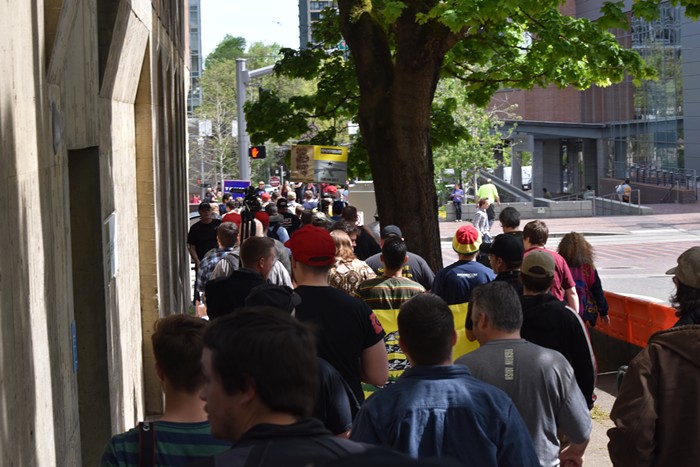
[204,35,246,69]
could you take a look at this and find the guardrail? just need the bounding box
[597,291,677,348]
[593,190,642,216]
[612,162,698,201]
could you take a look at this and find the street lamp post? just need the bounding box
[236,58,275,181]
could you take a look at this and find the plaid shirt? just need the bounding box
[197,247,236,294]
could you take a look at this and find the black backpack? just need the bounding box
[267,224,282,241]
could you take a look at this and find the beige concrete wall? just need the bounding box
[0,0,190,464]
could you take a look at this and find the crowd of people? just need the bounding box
[99,182,700,466]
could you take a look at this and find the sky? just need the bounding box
[200,0,300,60]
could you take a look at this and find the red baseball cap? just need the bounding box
[285,225,336,266]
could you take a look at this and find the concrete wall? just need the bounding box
[0,0,190,464]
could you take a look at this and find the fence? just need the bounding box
[612,162,698,201]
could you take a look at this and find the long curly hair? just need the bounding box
[557,232,596,269]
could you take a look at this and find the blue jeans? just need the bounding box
[453,201,462,220]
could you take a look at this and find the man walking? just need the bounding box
[519,251,597,408]
[350,293,540,466]
[522,220,579,312]
[364,225,434,290]
[355,237,425,386]
[432,225,495,305]
[101,315,230,465]
[198,309,365,466]
[287,225,388,403]
[457,282,591,467]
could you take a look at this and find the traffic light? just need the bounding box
[249,146,266,159]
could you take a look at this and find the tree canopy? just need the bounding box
[244,0,700,270]
[204,35,246,69]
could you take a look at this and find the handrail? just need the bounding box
[612,162,698,201]
[594,189,642,216]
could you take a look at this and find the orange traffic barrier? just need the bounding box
[598,291,677,347]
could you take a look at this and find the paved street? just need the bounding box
[439,202,700,466]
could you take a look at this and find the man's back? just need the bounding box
[431,260,495,305]
[608,325,700,467]
[476,183,498,203]
[294,285,385,402]
[194,418,364,467]
[457,339,591,466]
[101,420,229,467]
[355,276,425,310]
[365,252,434,290]
[519,294,596,408]
[350,365,539,466]
[205,268,266,319]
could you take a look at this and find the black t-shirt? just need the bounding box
[294,286,386,402]
[280,211,301,236]
[520,293,596,408]
[354,228,381,261]
[187,219,221,261]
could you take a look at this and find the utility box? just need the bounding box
[348,181,377,224]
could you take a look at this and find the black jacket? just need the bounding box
[520,294,597,408]
[205,268,266,319]
[189,418,365,467]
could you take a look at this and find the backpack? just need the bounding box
[213,251,240,279]
[267,224,281,241]
[573,265,598,326]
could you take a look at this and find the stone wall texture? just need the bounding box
[0,1,190,464]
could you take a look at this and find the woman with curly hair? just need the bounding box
[327,229,376,295]
[557,232,609,326]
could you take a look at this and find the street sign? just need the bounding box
[269,176,281,187]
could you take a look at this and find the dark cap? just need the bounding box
[381,225,403,239]
[521,251,555,278]
[480,234,524,263]
[244,284,302,313]
[277,198,289,209]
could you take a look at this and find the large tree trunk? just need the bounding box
[339,1,454,272]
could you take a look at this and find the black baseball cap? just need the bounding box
[381,225,403,239]
[479,234,524,263]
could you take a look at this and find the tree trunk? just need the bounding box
[339,1,452,272]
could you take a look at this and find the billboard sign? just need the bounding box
[291,145,348,184]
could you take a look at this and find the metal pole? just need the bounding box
[198,137,204,198]
[236,59,251,181]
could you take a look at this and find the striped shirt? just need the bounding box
[355,276,425,310]
[100,420,230,467]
